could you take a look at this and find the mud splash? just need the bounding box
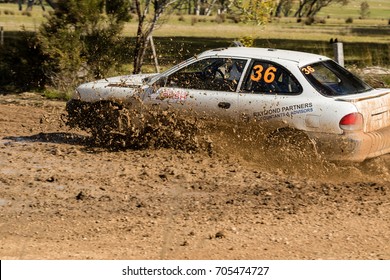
[65,99,390,184]
[65,99,212,153]
[209,123,390,183]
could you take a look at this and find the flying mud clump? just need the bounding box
[65,99,212,153]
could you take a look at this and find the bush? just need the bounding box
[227,14,241,24]
[191,17,198,25]
[346,17,353,24]
[303,17,326,25]
[304,17,315,25]
[360,1,370,19]
[178,15,185,22]
[215,14,225,24]
[21,11,32,17]
[37,0,131,95]
[239,36,254,47]
[0,32,47,93]
[3,9,15,15]
[317,18,326,24]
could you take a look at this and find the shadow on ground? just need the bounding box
[3,132,90,146]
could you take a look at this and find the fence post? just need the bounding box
[1,26,4,46]
[333,42,344,67]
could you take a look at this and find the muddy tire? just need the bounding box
[265,127,319,162]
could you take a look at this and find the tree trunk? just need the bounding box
[132,0,175,73]
[133,34,150,74]
[275,0,283,17]
[45,0,58,10]
[26,0,35,11]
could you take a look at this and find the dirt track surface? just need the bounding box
[0,92,390,260]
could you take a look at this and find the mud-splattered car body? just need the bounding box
[67,47,390,161]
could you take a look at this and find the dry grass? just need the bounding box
[1,3,389,43]
[136,20,390,43]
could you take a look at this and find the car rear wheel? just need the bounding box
[265,127,321,162]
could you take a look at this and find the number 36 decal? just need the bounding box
[301,66,315,75]
[250,65,277,83]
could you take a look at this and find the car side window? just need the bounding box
[242,60,302,95]
[166,58,247,92]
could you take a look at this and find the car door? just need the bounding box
[149,57,248,122]
[238,59,311,132]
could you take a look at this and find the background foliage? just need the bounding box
[0,31,47,92]
[36,0,131,97]
[0,0,389,95]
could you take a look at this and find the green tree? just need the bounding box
[38,0,272,83]
[38,0,130,95]
[131,0,273,73]
[294,0,349,18]
[232,0,274,25]
[360,1,370,19]
[274,0,293,17]
[18,0,58,11]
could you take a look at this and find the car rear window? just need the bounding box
[300,60,372,97]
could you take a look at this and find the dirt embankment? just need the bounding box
[0,93,389,260]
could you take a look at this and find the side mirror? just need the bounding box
[154,76,168,88]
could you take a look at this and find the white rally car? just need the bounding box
[66,47,390,161]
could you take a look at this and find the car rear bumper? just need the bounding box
[309,126,390,162]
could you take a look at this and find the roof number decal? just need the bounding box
[301,66,315,75]
[250,65,277,83]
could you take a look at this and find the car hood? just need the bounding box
[75,73,157,102]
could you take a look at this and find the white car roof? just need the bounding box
[198,47,329,65]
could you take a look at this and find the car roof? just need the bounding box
[198,47,329,65]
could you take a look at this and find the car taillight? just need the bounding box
[339,112,363,131]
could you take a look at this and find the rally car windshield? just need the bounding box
[300,60,372,97]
